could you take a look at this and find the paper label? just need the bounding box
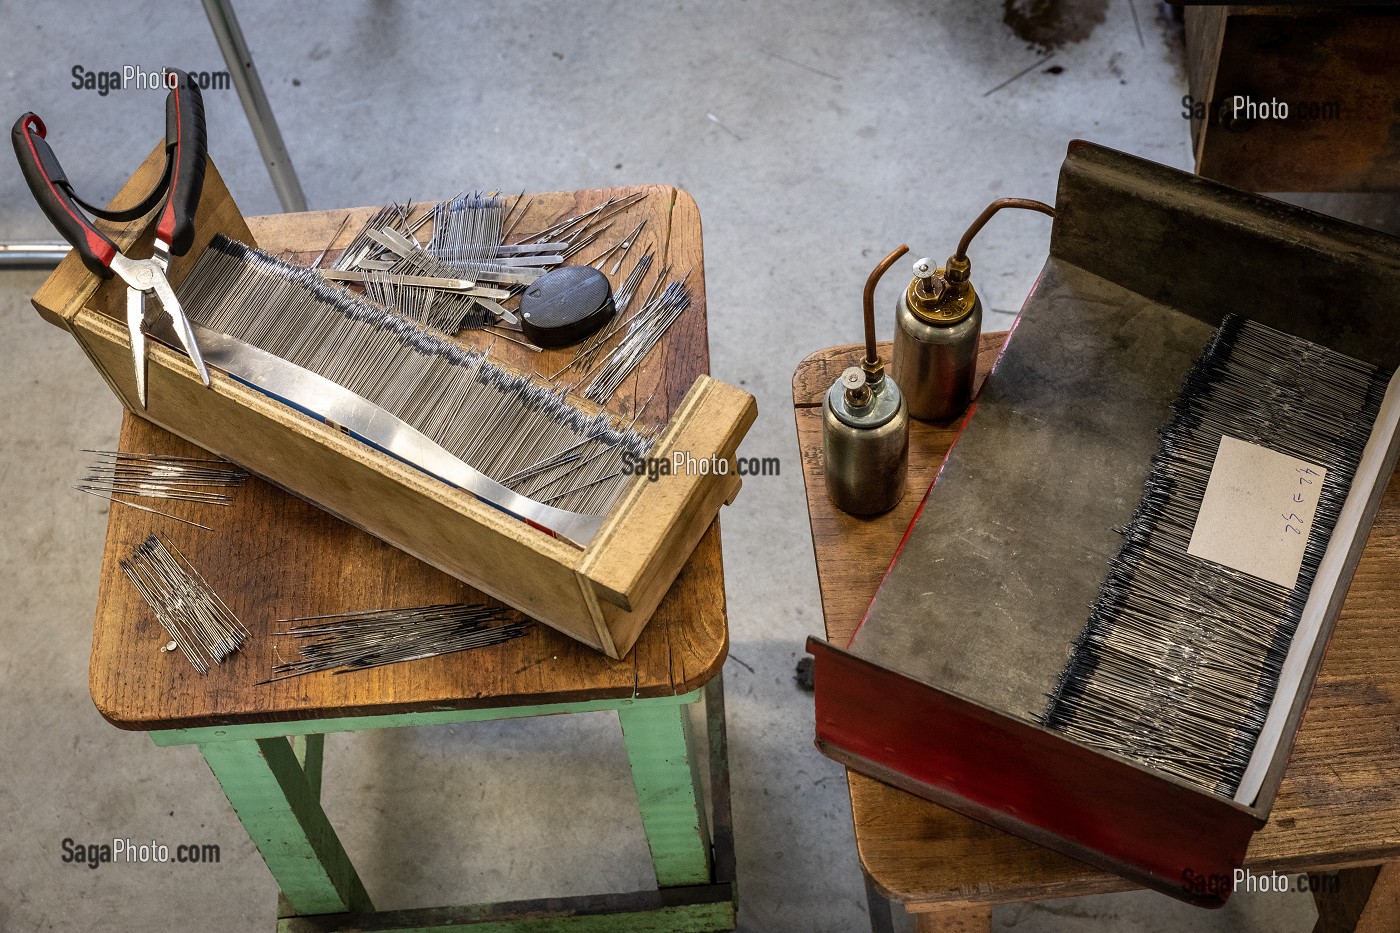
[1186,435,1327,590]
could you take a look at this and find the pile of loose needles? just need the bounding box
[120,532,249,673]
[263,603,532,683]
[75,450,249,531]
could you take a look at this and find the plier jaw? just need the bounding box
[111,252,212,409]
[126,280,150,410]
[12,69,210,410]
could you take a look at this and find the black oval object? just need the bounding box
[519,266,616,348]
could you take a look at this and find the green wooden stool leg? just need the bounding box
[200,736,372,916]
[290,734,325,799]
[619,697,713,888]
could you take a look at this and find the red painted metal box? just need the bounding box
[809,141,1400,906]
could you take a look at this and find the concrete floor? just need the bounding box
[0,1,1375,930]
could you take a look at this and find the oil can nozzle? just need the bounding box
[861,244,909,383]
[841,367,872,408]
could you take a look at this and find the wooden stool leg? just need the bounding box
[200,735,372,916]
[703,674,736,886]
[863,871,993,933]
[864,870,916,933]
[619,697,713,888]
[1354,863,1400,933]
[1314,863,1400,933]
[290,733,324,798]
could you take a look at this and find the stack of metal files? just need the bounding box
[177,235,655,518]
[323,192,647,335]
[264,603,531,682]
[75,449,248,530]
[120,532,249,673]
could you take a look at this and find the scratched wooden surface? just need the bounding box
[88,188,729,730]
[795,339,1400,922]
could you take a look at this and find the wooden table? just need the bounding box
[793,337,1400,933]
[89,192,736,932]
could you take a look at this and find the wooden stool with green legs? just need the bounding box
[86,205,737,933]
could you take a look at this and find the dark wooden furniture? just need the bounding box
[1184,5,1400,191]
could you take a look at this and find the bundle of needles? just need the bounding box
[1043,314,1392,798]
[178,235,655,518]
[511,190,649,261]
[579,275,692,403]
[539,254,696,405]
[263,603,531,682]
[75,449,248,530]
[428,192,507,277]
[587,218,648,277]
[323,189,691,398]
[120,532,249,673]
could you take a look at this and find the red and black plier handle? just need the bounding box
[10,68,207,277]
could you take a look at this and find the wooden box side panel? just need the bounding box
[582,378,756,593]
[1182,6,1226,163]
[69,307,603,650]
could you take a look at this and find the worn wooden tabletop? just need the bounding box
[794,337,1400,922]
[89,187,729,731]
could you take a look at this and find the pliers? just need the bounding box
[12,69,210,409]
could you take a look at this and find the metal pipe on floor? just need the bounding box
[0,243,69,268]
[200,0,308,213]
